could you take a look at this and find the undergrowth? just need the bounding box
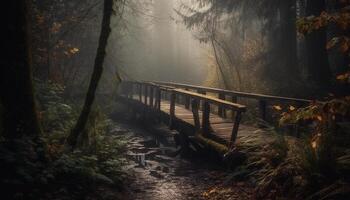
[0,80,128,200]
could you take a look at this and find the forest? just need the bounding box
[1,0,350,199]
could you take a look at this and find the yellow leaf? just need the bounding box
[289,105,296,111]
[336,72,349,81]
[340,41,349,53]
[68,47,80,55]
[273,105,282,111]
[316,115,323,121]
[311,141,317,149]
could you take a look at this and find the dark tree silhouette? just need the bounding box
[305,0,331,87]
[1,0,42,139]
[67,0,113,149]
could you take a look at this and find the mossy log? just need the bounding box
[195,134,229,155]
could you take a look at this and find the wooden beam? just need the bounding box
[172,89,246,112]
[202,101,210,136]
[191,98,200,132]
[169,91,176,129]
[154,81,311,104]
[230,112,242,145]
[156,86,161,110]
[259,100,267,121]
[139,83,142,102]
[218,93,225,117]
[144,85,148,105]
[150,86,154,107]
[185,95,190,109]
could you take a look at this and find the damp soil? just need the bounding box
[111,122,254,200]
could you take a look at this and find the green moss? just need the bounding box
[195,134,229,154]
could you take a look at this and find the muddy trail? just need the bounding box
[112,122,254,200]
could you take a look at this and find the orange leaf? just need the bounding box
[316,115,323,121]
[273,105,282,111]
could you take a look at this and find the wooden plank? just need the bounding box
[202,101,210,135]
[169,92,176,129]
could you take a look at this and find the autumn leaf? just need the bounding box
[340,40,349,53]
[311,141,317,149]
[289,105,296,111]
[326,37,338,50]
[336,72,350,81]
[273,105,282,111]
[316,115,323,121]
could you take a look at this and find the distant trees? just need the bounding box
[30,0,103,89]
[179,0,346,94]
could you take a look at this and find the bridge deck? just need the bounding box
[118,81,307,152]
[128,94,265,146]
[159,101,270,145]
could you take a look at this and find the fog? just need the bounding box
[106,0,209,84]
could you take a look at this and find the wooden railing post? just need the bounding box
[259,100,267,121]
[139,83,142,102]
[156,87,161,110]
[230,111,242,145]
[191,98,200,132]
[198,90,206,110]
[150,86,154,107]
[144,84,148,105]
[185,89,190,109]
[231,96,237,119]
[218,93,225,117]
[202,101,210,135]
[129,83,133,99]
[169,91,176,129]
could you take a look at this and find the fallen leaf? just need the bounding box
[273,105,282,111]
[289,105,296,111]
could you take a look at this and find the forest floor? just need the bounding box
[111,122,254,200]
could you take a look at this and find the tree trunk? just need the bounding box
[305,0,331,87]
[279,0,298,77]
[1,0,42,139]
[66,0,113,149]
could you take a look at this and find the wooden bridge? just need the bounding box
[117,81,311,154]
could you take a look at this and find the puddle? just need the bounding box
[112,123,249,200]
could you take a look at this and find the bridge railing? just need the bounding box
[118,81,247,144]
[152,81,311,122]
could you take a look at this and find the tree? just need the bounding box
[1,1,48,198]
[305,0,331,87]
[66,0,114,149]
[1,0,42,140]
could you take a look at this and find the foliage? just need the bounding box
[16,80,128,199]
[269,97,350,199]
[297,1,350,83]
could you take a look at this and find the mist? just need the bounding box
[3,1,349,199]
[106,0,208,84]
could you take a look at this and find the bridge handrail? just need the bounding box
[172,88,247,112]
[119,81,247,145]
[152,81,311,104]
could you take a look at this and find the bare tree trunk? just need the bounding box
[1,0,42,139]
[305,0,331,87]
[66,0,113,149]
[280,0,298,77]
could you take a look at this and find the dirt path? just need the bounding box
[112,123,254,200]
